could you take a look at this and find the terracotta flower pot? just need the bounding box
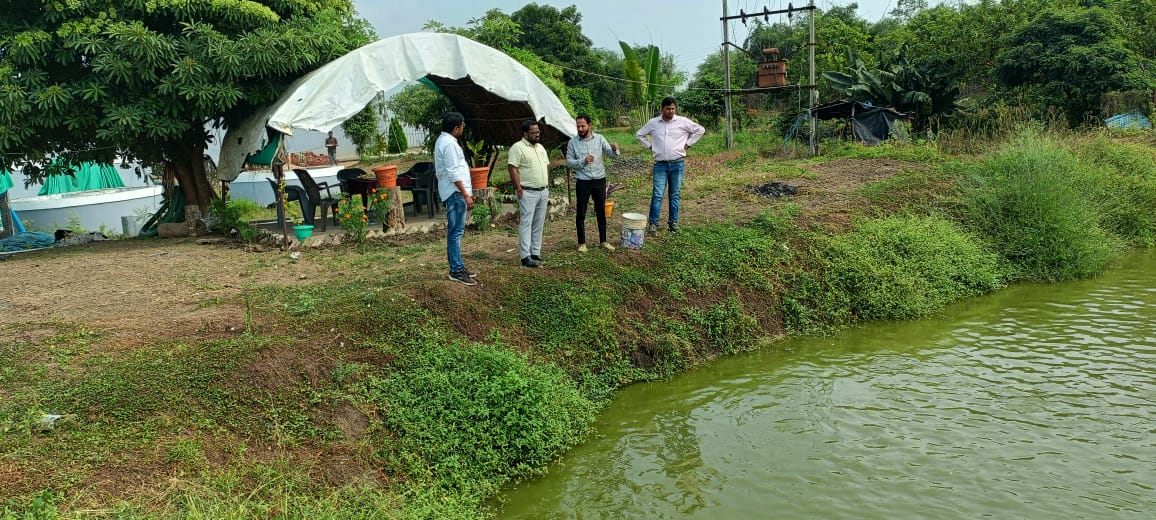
[469,166,489,189]
[372,165,398,188]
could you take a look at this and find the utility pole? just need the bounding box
[722,0,734,148]
[720,3,818,153]
[808,0,817,155]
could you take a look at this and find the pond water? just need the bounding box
[498,251,1156,519]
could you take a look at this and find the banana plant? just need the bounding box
[619,42,663,125]
[822,46,961,130]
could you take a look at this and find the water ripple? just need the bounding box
[500,252,1156,519]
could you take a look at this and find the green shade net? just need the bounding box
[37,162,124,195]
[246,133,282,166]
[0,169,12,195]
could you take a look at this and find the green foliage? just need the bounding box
[751,204,803,236]
[957,135,1122,281]
[822,45,961,130]
[995,7,1156,127]
[779,213,1004,332]
[368,342,596,491]
[779,267,852,334]
[619,42,666,125]
[369,188,390,228]
[510,3,596,88]
[470,204,491,231]
[820,215,1004,321]
[2,490,59,519]
[341,100,386,159]
[509,281,618,356]
[677,50,757,129]
[654,223,793,293]
[0,2,373,186]
[386,117,408,154]
[1070,135,1156,246]
[464,136,489,168]
[686,297,762,355]
[385,83,455,153]
[208,195,256,240]
[335,196,367,242]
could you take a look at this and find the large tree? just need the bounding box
[995,6,1155,126]
[0,1,374,214]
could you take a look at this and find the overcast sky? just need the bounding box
[353,0,908,75]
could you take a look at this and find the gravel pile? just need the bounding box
[606,156,652,177]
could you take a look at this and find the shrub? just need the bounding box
[819,215,1004,321]
[957,136,1122,281]
[335,196,368,242]
[369,343,595,491]
[654,222,792,293]
[208,196,258,239]
[686,296,761,355]
[386,118,408,154]
[1070,135,1156,247]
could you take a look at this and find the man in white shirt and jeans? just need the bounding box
[434,112,477,285]
[635,97,706,235]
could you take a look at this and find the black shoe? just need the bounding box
[531,255,547,263]
[669,222,681,233]
[521,257,539,268]
[448,271,477,285]
[462,267,478,279]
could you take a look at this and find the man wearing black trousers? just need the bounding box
[565,114,620,252]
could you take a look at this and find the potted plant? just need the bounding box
[471,204,491,231]
[372,164,398,188]
[291,218,314,241]
[604,182,626,218]
[465,136,491,188]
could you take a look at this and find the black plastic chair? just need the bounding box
[292,169,340,231]
[336,167,373,213]
[336,167,368,195]
[406,162,439,218]
[266,178,310,227]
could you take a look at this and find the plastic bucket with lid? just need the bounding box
[620,212,646,249]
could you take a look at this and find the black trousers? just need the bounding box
[575,177,607,244]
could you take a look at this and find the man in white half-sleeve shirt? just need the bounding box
[635,96,705,235]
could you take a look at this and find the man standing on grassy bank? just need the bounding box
[509,119,551,268]
[636,97,705,235]
[435,112,477,286]
[566,114,620,252]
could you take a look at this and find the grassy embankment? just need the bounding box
[2,128,1154,518]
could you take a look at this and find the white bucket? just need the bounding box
[620,212,646,249]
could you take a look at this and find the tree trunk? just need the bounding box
[386,185,405,230]
[0,191,12,239]
[473,187,498,218]
[171,140,216,218]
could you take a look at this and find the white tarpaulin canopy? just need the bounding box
[218,32,577,181]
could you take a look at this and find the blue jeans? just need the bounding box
[444,192,466,273]
[648,159,684,226]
